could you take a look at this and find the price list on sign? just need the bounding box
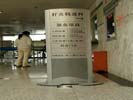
[49,9,87,58]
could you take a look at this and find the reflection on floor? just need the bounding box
[0,60,133,100]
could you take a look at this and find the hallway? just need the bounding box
[0,61,133,100]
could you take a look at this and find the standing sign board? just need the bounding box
[45,9,93,85]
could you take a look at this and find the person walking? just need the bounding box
[15,31,32,68]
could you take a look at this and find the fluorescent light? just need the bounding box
[30,35,46,41]
[35,30,45,34]
[3,36,18,41]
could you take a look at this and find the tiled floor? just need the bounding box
[0,60,133,100]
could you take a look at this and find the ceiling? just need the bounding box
[0,0,95,34]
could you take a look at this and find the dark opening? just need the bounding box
[91,15,98,44]
[106,12,115,39]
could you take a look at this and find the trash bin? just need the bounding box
[93,51,108,72]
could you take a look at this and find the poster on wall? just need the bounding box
[48,9,88,59]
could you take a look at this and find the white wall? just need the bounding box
[91,0,133,81]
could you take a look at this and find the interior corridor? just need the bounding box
[0,0,133,99]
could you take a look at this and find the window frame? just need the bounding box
[91,15,99,44]
[105,9,116,41]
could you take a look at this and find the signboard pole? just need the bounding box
[39,8,95,86]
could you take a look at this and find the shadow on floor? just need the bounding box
[97,71,133,87]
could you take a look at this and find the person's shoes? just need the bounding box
[22,65,31,68]
[16,65,22,68]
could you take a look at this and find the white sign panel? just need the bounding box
[48,9,88,59]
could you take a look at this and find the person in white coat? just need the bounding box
[15,31,32,68]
